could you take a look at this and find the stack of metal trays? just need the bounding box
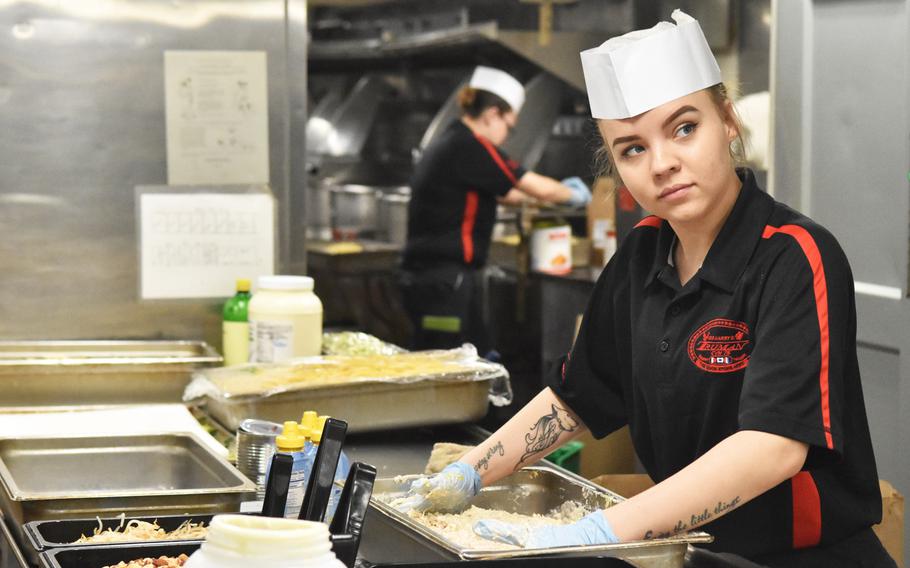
[362,466,712,568]
[0,340,222,407]
[0,433,255,549]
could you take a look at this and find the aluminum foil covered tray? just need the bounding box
[361,466,712,568]
[0,433,256,538]
[185,345,512,432]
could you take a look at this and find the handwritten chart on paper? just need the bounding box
[164,50,270,185]
[140,193,275,299]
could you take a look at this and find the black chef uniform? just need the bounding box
[548,169,892,566]
[401,120,526,354]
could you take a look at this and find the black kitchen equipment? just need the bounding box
[329,462,377,567]
[38,541,201,568]
[299,417,348,523]
[361,558,632,567]
[23,513,214,564]
[261,452,294,518]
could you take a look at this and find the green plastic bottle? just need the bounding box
[222,278,252,366]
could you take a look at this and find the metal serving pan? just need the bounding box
[361,466,712,568]
[0,340,222,406]
[204,377,492,433]
[0,433,256,545]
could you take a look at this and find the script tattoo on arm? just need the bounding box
[642,496,741,540]
[474,441,505,472]
[515,404,579,468]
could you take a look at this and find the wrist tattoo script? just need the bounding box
[474,441,505,472]
[516,404,579,468]
[643,495,741,540]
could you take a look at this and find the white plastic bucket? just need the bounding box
[530,225,572,275]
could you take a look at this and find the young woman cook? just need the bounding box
[398,11,893,567]
[401,66,591,354]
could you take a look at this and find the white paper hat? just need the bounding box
[580,10,721,119]
[468,66,526,113]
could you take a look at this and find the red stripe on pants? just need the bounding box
[461,190,478,264]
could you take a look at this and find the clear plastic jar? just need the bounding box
[184,515,345,568]
[249,275,323,362]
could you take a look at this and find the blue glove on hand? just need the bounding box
[473,510,619,548]
[561,176,592,208]
[392,462,481,514]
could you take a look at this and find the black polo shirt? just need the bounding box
[403,121,526,269]
[547,169,882,558]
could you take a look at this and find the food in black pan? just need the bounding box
[75,515,207,544]
[102,554,189,567]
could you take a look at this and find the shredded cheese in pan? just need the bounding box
[406,501,591,550]
[75,515,207,544]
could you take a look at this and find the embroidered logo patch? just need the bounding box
[687,318,751,373]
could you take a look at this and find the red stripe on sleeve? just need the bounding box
[635,215,664,229]
[461,190,479,264]
[762,224,834,450]
[791,471,822,548]
[473,134,519,185]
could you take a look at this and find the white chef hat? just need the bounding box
[468,66,526,113]
[580,9,721,119]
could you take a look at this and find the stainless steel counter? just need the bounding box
[343,424,489,478]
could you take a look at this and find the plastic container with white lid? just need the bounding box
[184,514,345,568]
[249,275,323,362]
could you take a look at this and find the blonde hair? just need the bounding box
[593,83,747,187]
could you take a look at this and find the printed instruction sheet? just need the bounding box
[139,188,275,299]
[164,50,269,185]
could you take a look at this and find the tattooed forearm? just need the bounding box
[515,404,579,468]
[642,496,741,540]
[474,441,505,472]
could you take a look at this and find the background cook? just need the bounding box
[400,65,592,355]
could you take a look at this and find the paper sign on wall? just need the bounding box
[164,50,269,185]
[139,191,275,299]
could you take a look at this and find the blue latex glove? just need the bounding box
[473,510,619,548]
[561,176,592,208]
[392,461,481,514]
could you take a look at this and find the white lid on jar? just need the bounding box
[257,275,314,291]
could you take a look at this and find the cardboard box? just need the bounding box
[577,427,637,479]
[588,475,904,567]
[587,177,617,267]
[874,479,904,567]
[591,473,655,499]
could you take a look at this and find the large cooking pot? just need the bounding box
[306,180,332,240]
[377,187,410,245]
[330,184,382,239]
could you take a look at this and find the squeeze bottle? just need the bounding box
[222,278,252,366]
